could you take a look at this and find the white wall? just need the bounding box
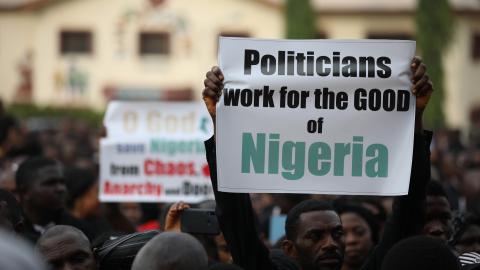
[29,0,284,109]
[0,13,35,103]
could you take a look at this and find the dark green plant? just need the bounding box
[415,0,454,128]
[6,103,104,127]
[285,0,316,39]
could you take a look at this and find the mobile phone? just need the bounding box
[180,208,220,235]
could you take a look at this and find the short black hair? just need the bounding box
[0,115,19,145]
[426,180,448,198]
[285,199,335,241]
[15,157,60,192]
[0,188,23,226]
[335,203,380,243]
[131,232,208,270]
[381,236,461,270]
[360,198,387,224]
[37,225,90,246]
[64,167,97,208]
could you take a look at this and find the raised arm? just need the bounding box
[361,56,434,270]
[203,67,277,270]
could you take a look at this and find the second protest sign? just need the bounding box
[100,101,214,202]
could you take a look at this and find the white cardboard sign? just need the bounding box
[100,101,214,202]
[216,38,416,195]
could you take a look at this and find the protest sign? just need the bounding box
[100,101,214,202]
[216,38,416,195]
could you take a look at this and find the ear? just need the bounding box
[281,239,298,260]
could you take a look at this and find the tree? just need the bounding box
[415,0,454,128]
[285,0,316,39]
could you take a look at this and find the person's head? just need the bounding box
[359,198,387,227]
[0,115,24,150]
[282,199,344,270]
[453,214,480,255]
[273,194,310,214]
[36,225,96,270]
[424,180,453,242]
[0,229,47,270]
[336,204,378,269]
[118,202,142,227]
[0,189,23,233]
[131,232,208,270]
[65,167,100,219]
[16,157,67,221]
[381,235,461,270]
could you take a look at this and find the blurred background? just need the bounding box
[0,0,480,224]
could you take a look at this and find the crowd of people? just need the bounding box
[0,57,479,270]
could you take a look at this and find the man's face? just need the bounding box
[341,212,373,268]
[24,165,67,215]
[423,195,453,242]
[290,210,345,270]
[119,202,142,226]
[37,232,96,270]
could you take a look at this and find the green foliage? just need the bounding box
[6,104,104,127]
[285,0,316,39]
[415,0,454,128]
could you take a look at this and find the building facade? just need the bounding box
[0,0,479,129]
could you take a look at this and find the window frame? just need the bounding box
[59,30,93,55]
[138,31,171,56]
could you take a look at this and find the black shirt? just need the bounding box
[205,132,432,270]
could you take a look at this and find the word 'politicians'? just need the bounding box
[241,133,388,180]
[244,49,392,78]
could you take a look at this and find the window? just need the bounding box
[139,32,170,55]
[367,33,413,40]
[60,31,92,54]
[103,86,193,101]
[472,33,480,60]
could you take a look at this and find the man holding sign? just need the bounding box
[203,38,432,270]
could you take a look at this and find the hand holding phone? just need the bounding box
[180,208,220,235]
